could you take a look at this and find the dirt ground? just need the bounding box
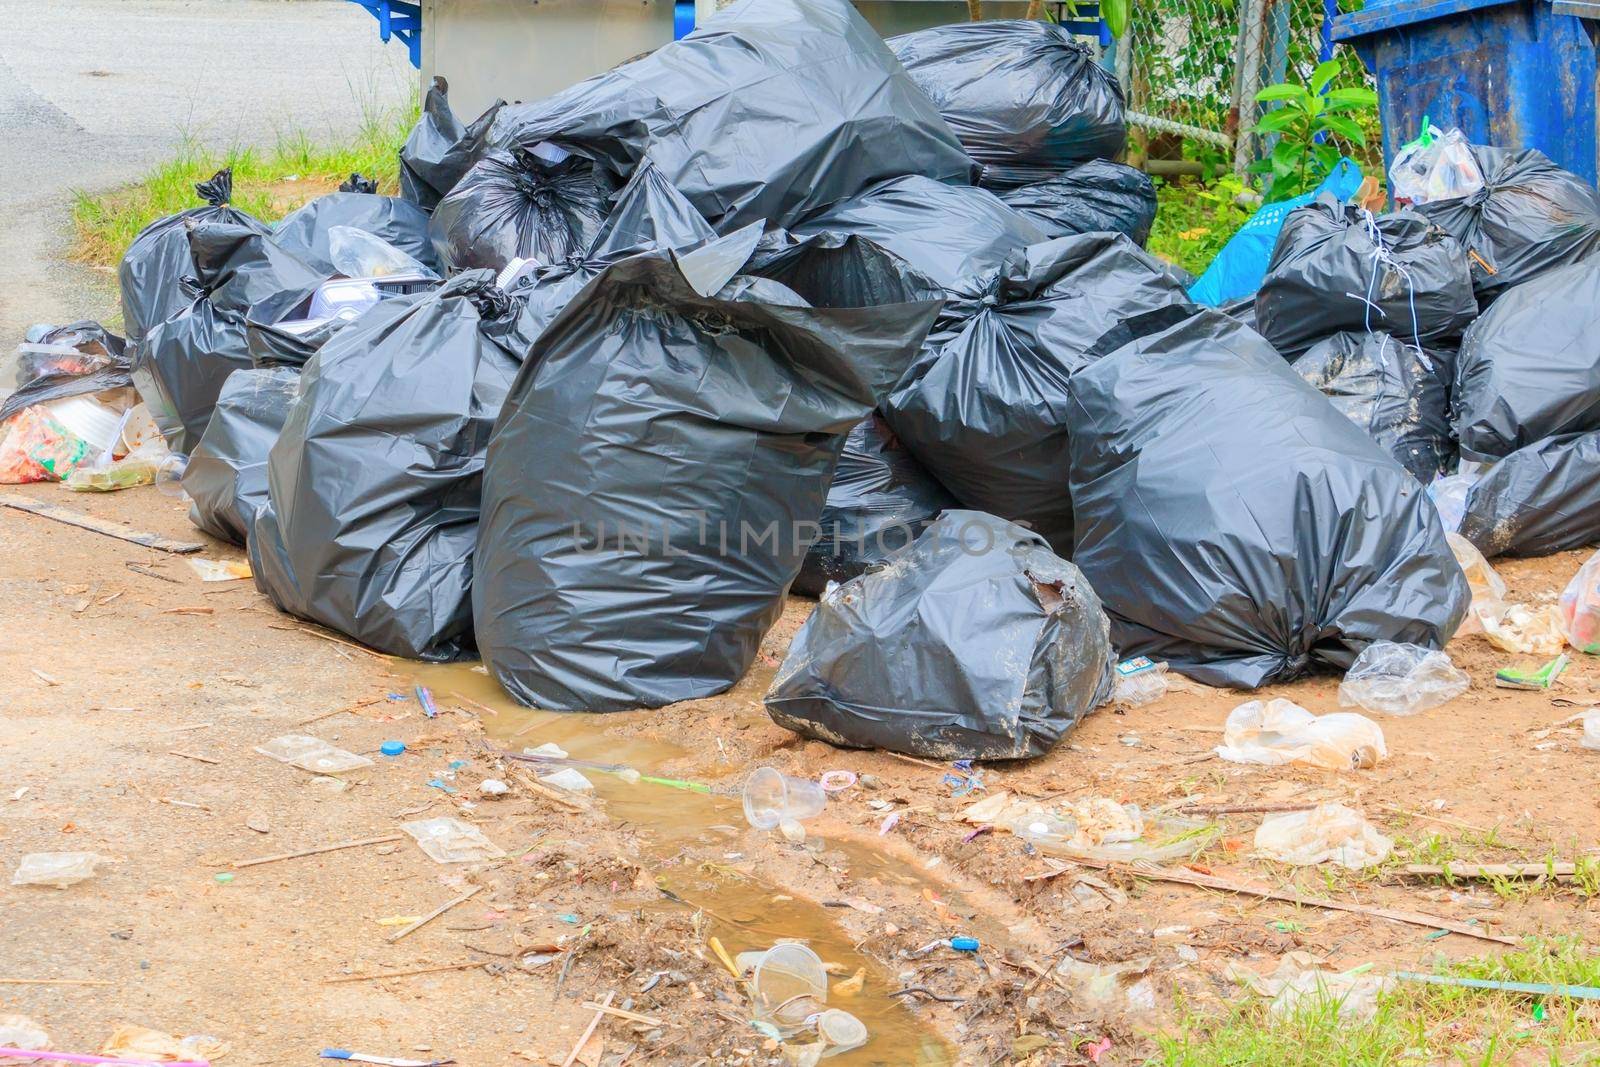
[2,480,1598,1066]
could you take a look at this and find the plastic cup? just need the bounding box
[751,943,828,1029]
[817,1009,868,1057]
[743,766,827,830]
[155,452,189,499]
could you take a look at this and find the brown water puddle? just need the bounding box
[410,662,958,1065]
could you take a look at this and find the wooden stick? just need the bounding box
[884,751,946,772]
[125,561,181,583]
[233,832,403,869]
[387,885,485,943]
[580,1000,668,1028]
[1176,802,1318,816]
[562,990,615,1067]
[509,769,588,813]
[161,722,213,733]
[0,493,204,554]
[0,978,114,986]
[167,750,220,765]
[270,623,391,660]
[323,960,486,984]
[296,697,383,728]
[1404,862,1576,880]
[452,692,501,718]
[1068,856,1517,946]
[1374,803,1492,835]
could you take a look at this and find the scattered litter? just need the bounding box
[400,817,506,864]
[1216,698,1387,770]
[186,558,251,583]
[1481,603,1567,656]
[11,853,106,888]
[964,792,1215,863]
[477,778,508,798]
[1230,952,1393,1022]
[1494,655,1569,691]
[254,734,373,775]
[1055,956,1157,1014]
[1111,657,1169,708]
[1254,804,1393,869]
[1338,642,1470,715]
[746,943,829,1035]
[817,771,857,794]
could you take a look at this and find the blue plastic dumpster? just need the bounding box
[1334,0,1600,184]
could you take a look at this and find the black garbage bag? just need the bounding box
[883,233,1195,555]
[887,21,1125,190]
[767,510,1113,759]
[399,77,507,212]
[118,169,270,357]
[182,366,299,545]
[429,147,614,273]
[1457,431,1600,557]
[132,221,325,454]
[473,226,945,711]
[793,175,1046,289]
[1452,259,1600,462]
[1415,144,1600,305]
[1067,309,1470,688]
[1294,330,1455,483]
[1256,196,1476,357]
[249,272,524,660]
[791,412,957,596]
[493,0,975,234]
[0,322,131,424]
[1221,296,1258,330]
[272,189,440,276]
[339,173,379,194]
[996,160,1158,246]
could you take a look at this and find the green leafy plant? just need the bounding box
[1248,57,1379,201]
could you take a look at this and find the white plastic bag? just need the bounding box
[12,852,106,888]
[1338,641,1469,716]
[401,816,506,863]
[1254,803,1393,868]
[1390,125,1484,205]
[1216,698,1386,770]
[1559,549,1600,654]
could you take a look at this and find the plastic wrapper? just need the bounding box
[886,20,1125,189]
[766,511,1114,759]
[1390,126,1484,205]
[398,77,506,212]
[1415,143,1600,305]
[1336,641,1469,716]
[401,817,506,863]
[1216,697,1387,770]
[183,367,300,545]
[790,411,956,596]
[1452,259,1600,462]
[996,159,1157,246]
[1066,309,1470,688]
[1293,330,1454,483]
[63,437,170,492]
[1457,429,1600,558]
[429,147,614,273]
[133,220,325,453]
[271,190,440,276]
[254,733,373,774]
[1256,196,1476,357]
[1255,803,1392,869]
[492,0,976,233]
[473,226,943,711]
[1445,531,1508,635]
[1560,549,1600,654]
[11,852,106,888]
[250,272,524,660]
[883,233,1195,554]
[1110,657,1169,707]
[1231,952,1395,1023]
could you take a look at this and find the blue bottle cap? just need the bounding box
[949,936,980,952]
[380,740,406,757]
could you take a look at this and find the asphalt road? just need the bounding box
[0,0,414,359]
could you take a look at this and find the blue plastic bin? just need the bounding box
[1334,0,1600,184]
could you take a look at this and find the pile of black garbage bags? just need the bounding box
[119,0,1600,764]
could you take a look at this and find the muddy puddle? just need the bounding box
[410,662,957,1065]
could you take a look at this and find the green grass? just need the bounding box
[71,98,419,271]
[1151,940,1600,1065]
[1146,174,1253,280]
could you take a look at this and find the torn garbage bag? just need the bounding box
[271,189,440,277]
[1293,330,1454,483]
[182,367,299,545]
[245,274,439,370]
[1256,196,1475,357]
[429,147,614,273]
[791,411,957,596]
[766,511,1114,759]
[1414,144,1600,305]
[132,221,325,454]
[1,322,131,424]
[473,226,944,711]
[887,20,1125,189]
[399,77,506,212]
[493,0,975,233]
[249,272,524,660]
[1452,259,1600,462]
[1457,430,1600,558]
[118,169,270,357]
[997,160,1158,246]
[883,233,1195,555]
[1067,309,1470,688]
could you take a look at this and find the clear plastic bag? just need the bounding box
[1390,125,1484,206]
[254,733,373,774]
[1254,803,1393,869]
[1559,549,1600,654]
[12,852,106,888]
[401,816,506,863]
[1337,641,1470,716]
[1216,698,1387,770]
[328,225,439,280]
[1446,531,1507,634]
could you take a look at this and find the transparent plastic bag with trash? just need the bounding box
[1337,642,1470,716]
[327,225,440,280]
[1560,549,1600,654]
[1254,803,1393,869]
[1215,698,1386,770]
[1390,124,1485,206]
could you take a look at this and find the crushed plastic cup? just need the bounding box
[1215,698,1386,770]
[1559,548,1600,654]
[1337,642,1470,716]
[750,942,829,1032]
[400,816,507,863]
[1254,803,1393,869]
[12,851,106,888]
[816,1009,868,1057]
[743,766,827,831]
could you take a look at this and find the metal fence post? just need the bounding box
[1231,0,1269,175]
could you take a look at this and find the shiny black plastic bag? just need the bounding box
[1415,145,1600,305]
[1256,196,1476,357]
[118,169,269,357]
[272,190,440,276]
[791,412,957,596]
[249,272,524,660]
[473,227,944,711]
[997,160,1157,246]
[133,221,325,454]
[1458,431,1600,557]
[493,0,975,233]
[0,322,131,424]
[767,511,1114,759]
[1294,330,1455,483]
[399,77,506,212]
[1453,259,1600,462]
[888,20,1125,189]
[183,367,299,545]
[429,148,614,273]
[1067,309,1469,688]
[883,233,1195,555]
